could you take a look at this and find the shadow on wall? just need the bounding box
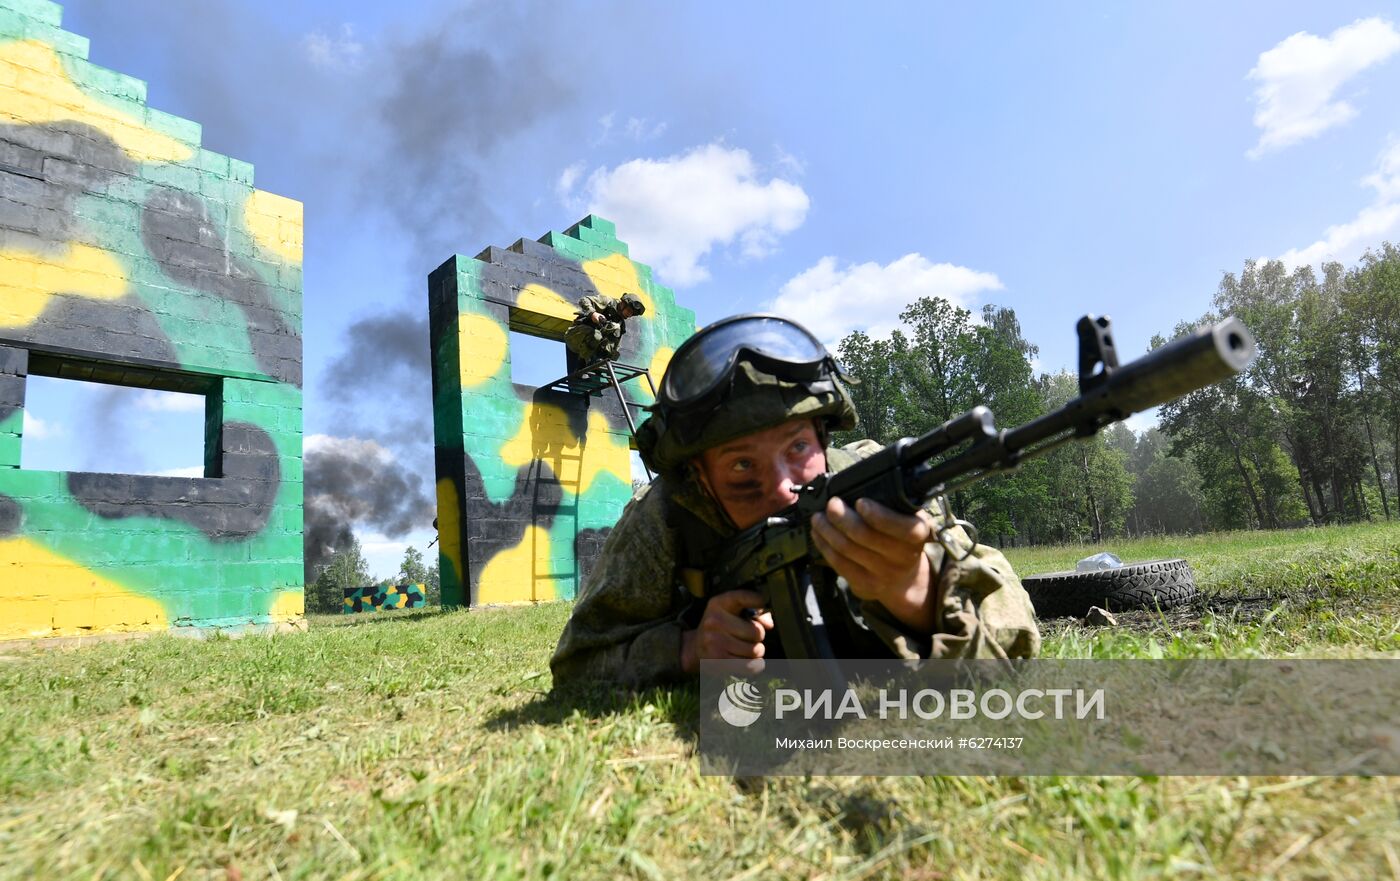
[428,215,695,608]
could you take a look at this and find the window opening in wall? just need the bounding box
[629,450,649,489]
[21,374,209,477]
[509,330,568,388]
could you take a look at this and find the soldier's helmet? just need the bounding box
[636,314,856,475]
[620,293,646,315]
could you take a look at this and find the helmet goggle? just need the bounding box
[658,314,838,410]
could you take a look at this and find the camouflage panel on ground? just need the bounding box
[0,0,304,639]
[429,216,695,606]
[342,582,427,614]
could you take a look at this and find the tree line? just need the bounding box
[304,245,1399,593]
[304,541,441,613]
[832,246,1400,545]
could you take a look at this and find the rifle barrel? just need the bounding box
[1003,316,1256,453]
[906,316,1256,500]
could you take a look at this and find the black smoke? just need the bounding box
[87,385,140,473]
[59,0,328,185]
[55,0,629,580]
[367,5,576,262]
[323,310,430,404]
[303,437,435,582]
[311,310,435,574]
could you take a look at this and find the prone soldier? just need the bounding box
[551,314,1040,688]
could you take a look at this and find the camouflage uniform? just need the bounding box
[565,294,631,366]
[550,440,1040,689]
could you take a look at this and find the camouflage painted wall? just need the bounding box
[0,0,304,640]
[429,215,695,606]
[343,582,426,614]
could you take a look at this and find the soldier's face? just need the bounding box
[696,418,827,530]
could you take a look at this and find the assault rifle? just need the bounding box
[695,315,1257,664]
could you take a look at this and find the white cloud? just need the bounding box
[556,161,585,200]
[22,412,60,440]
[304,433,393,462]
[1247,18,1400,158]
[1277,139,1400,269]
[592,113,667,145]
[593,112,616,146]
[765,254,1004,348]
[156,466,205,478]
[774,146,806,177]
[559,143,809,285]
[304,24,365,72]
[135,390,204,413]
[623,117,667,141]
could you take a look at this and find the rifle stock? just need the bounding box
[699,315,1257,661]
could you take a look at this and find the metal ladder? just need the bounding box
[543,359,658,480]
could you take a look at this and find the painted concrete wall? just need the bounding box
[343,583,426,614]
[429,215,695,606]
[0,0,304,640]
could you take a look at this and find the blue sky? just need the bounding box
[23,1,1400,578]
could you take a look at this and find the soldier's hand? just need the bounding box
[681,590,773,674]
[811,497,937,633]
[590,311,604,325]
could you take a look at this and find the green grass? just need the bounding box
[1,523,1397,880]
[1005,522,1400,659]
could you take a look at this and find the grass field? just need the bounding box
[1,523,1397,880]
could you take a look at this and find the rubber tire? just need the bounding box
[1021,558,1198,619]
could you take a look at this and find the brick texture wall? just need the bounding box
[0,0,304,639]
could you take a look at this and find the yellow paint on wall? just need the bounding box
[583,410,633,487]
[581,253,654,313]
[436,477,463,589]
[0,537,168,640]
[517,284,576,322]
[648,346,674,392]
[0,39,194,163]
[499,404,631,495]
[244,190,303,264]
[476,525,555,604]
[457,312,507,388]
[0,244,126,327]
[268,590,304,622]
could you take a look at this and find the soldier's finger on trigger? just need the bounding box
[730,614,769,644]
[713,633,764,659]
[705,603,767,642]
[739,607,775,631]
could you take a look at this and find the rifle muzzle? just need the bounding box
[1100,316,1257,416]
